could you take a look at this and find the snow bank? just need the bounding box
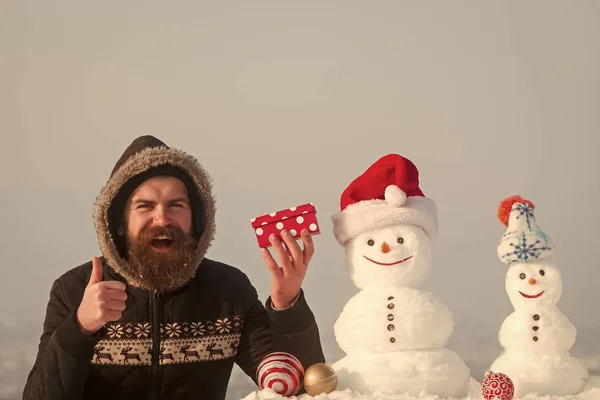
[240,376,600,400]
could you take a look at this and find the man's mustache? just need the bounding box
[138,225,184,242]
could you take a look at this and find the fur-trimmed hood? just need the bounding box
[93,135,216,291]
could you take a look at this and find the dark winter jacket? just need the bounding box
[23,136,325,399]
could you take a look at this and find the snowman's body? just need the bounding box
[334,287,453,353]
[498,306,576,353]
[489,261,589,396]
[490,349,588,397]
[331,223,471,397]
[332,348,471,398]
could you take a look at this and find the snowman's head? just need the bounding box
[505,260,562,310]
[344,223,431,289]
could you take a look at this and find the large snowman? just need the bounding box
[489,195,589,397]
[330,154,471,398]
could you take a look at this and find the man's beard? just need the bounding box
[126,225,198,293]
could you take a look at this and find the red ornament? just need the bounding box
[481,370,515,400]
[256,352,304,396]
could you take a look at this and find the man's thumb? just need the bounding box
[89,256,103,285]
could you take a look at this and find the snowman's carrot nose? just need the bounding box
[381,242,390,253]
[529,278,537,285]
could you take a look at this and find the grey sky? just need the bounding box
[1,1,599,399]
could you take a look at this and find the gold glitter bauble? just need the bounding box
[303,362,337,395]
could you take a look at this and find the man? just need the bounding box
[23,136,325,399]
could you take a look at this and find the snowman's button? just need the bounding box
[387,324,394,331]
[388,296,394,300]
[390,337,396,343]
[387,314,394,321]
[533,336,539,341]
[533,326,539,331]
[387,303,394,309]
[533,314,540,321]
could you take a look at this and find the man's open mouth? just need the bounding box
[150,235,174,251]
[519,290,545,299]
[363,255,414,266]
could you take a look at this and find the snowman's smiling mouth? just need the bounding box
[363,255,414,266]
[519,290,545,299]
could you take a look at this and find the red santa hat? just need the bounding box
[332,154,438,246]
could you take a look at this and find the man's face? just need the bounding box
[124,176,193,245]
[121,176,199,293]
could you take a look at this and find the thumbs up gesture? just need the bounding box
[76,257,128,335]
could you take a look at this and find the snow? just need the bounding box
[497,307,576,353]
[490,352,589,396]
[504,262,563,311]
[488,260,588,396]
[343,225,432,290]
[332,349,471,398]
[334,288,454,353]
[240,375,600,400]
[329,223,472,397]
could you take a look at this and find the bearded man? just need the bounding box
[23,136,325,399]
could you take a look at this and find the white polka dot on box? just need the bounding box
[250,203,321,248]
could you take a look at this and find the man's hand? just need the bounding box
[76,257,127,335]
[261,229,314,309]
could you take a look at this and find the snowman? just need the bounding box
[329,154,471,398]
[488,195,589,397]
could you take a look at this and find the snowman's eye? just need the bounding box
[539,270,545,276]
[519,273,526,280]
[367,239,375,246]
[397,237,404,244]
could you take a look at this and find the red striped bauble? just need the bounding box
[482,370,514,400]
[256,352,304,396]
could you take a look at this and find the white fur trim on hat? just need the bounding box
[331,194,438,246]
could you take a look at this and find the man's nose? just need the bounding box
[153,207,171,226]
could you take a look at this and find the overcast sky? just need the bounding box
[1,1,599,399]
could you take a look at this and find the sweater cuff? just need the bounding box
[270,291,301,311]
[56,309,101,360]
[265,289,316,334]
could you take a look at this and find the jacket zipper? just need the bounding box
[150,290,162,400]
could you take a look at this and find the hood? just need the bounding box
[93,135,216,290]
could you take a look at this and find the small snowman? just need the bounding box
[330,154,471,398]
[489,195,589,397]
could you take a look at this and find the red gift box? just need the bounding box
[251,203,320,248]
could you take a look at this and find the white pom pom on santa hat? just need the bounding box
[384,184,407,207]
[331,154,438,246]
